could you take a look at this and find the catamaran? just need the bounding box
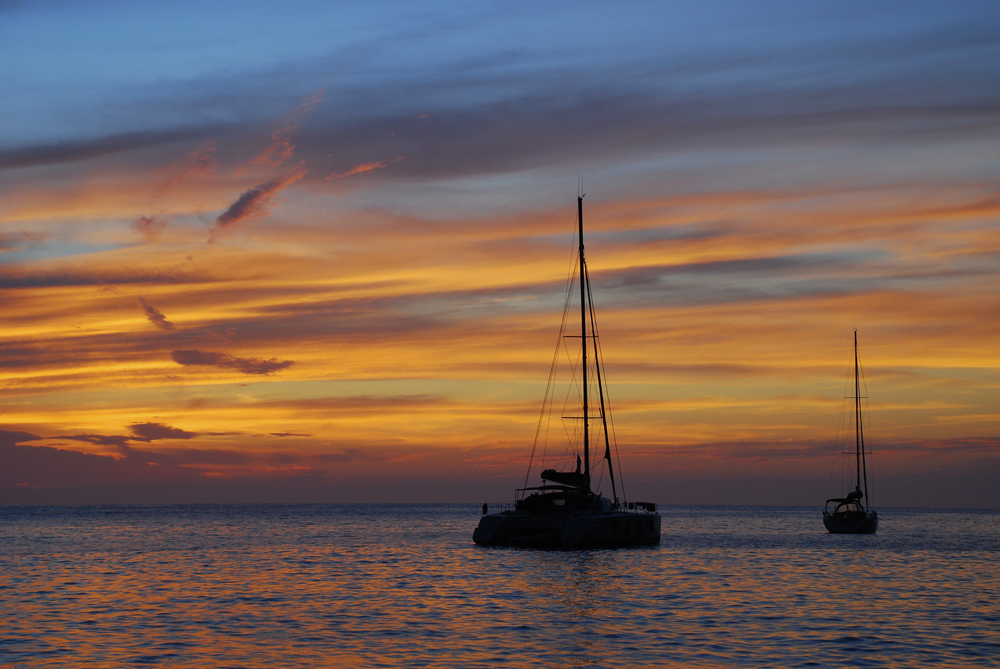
[473,195,661,548]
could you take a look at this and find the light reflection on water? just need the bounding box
[1,504,997,668]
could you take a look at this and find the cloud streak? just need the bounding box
[138,296,175,330]
[171,349,295,375]
[327,156,404,181]
[252,90,324,168]
[128,422,199,441]
[212,166,306,234]
[0,267,207,289]
[0,128,213,171]
[132,215,168,241]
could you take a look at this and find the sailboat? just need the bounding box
[823,330,879,534]
[473,195,661,548]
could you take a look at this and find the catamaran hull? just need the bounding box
[823,510,878,534]
[473,511,661,548]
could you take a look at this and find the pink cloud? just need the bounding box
[132,215,168,242]
[175,141,217,179]
[252,90,325,168]
[326,155,404,181]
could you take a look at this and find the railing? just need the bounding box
[483,499,657,514]
[627,501,658,513]
[482,502,516,514]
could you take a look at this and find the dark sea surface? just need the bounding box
[1,504,998,668]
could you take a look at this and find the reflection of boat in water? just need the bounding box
[473,195,661,548]
[823,330,879,534]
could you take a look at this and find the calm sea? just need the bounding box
[1,504,997,668]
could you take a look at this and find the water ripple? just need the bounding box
[1,504,997,668]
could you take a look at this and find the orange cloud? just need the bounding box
[326,155,404,181]
[149,141,218,199]
[173,141,217,179]
[3,178,999,506]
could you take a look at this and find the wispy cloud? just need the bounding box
[171,141,217,179]
[212,166,306,235]
[127,142,220,241]
[327,155,404,181]
[50,423,200,456]
[252,90,325,168]
[0,129,211,171]
[131,215,168,242]
[0,231,45,255]
[171,349,295,375]
[128,422,199,441]
[0,267,205,289]
[138,296,175,330]
[55,433,133,449]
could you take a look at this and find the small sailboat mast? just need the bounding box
[823,329,878,533]
[854,329,870,504]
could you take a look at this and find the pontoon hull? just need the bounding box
[473,510,660,548]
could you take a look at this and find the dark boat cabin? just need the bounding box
[515,486,603,514]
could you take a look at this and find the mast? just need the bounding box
[854,330,861,493]
[578,195,591,491]
[856,330,870,503]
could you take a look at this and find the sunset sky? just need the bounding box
[2,1,998,507]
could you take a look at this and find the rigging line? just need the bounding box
[591,312,627,504]
[858,346,873,508]
[559,319,585,458]
[835,347,854,494]
[584,266,629,504]
[524,237,579,489]
[584,263,622,504]
[824,441,837,499]
[530,318,564,486]
[536,268,577,482]
[855,331,871,505]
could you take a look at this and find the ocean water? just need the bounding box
[1,505,997,668]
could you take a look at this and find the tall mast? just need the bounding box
[578,195,591,491]
[854,329,864,495]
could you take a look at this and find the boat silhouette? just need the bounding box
[823,330,879,534]
[473,195,661,548]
